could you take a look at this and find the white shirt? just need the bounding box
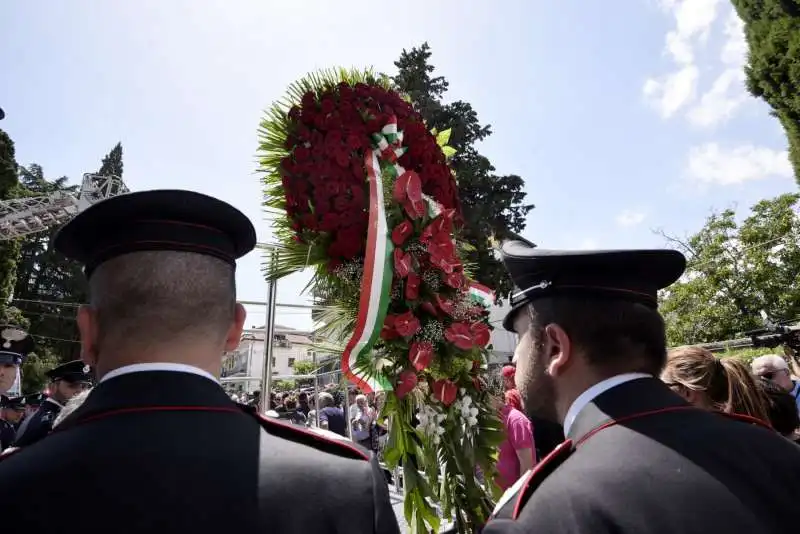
[563,373,651,436]
[99,363,219,385]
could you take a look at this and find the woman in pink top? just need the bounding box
[496,389,535,491]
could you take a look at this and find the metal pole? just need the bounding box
[312,349,320,426]
[260,250,279,413]
[344,377,353,440]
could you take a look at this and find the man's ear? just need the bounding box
[76,305,99,367]
[544,323,573,377]
[224,303,247,352]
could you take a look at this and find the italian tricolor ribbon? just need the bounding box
[340,119,405,393]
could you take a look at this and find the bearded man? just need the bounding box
[485,242,800,534]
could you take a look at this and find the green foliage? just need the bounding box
[733,0,800,183]
[0,128,22,321]
[392,44,534,300]
[21,349,59,393]
[660,193,800,346]
[272,379,296,392]
[97,142,123,177]
[292,359,316,387]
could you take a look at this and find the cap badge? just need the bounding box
[0,327,27,349]
[82,365,91,374]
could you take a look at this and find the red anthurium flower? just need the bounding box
[391,220,413,246]
[420,301,440,317]
[445,322,474,351]
[409,341,434,372]
[432,379,458,406]
[443,271,465,289]
[405,272,421,300]
[393,248,412,278]
[396,370,418,399]
[393,171,426,220]
[470,322,492,347]
[380,314,399,340]
[394,310,421,338]
[434,294,455,316]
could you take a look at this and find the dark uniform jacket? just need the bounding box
[13,398,61,447]
[487,377,800,534]
[0,371,400,534]
[0,420,15,451]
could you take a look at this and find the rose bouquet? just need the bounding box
[258,68,504,533]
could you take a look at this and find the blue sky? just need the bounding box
[1,0,795,330]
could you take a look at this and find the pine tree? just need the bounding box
[733,0,800,183]
[98,142,123,177]
[0,125,26,325]
[393,44,534,299]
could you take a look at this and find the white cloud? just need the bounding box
[686,9,748,127]
[576,238,600,250]
[615,210,647,227]
[645,1,753,127]
[643,65,699,119]
[686,143,793,185]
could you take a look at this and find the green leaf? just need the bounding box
[436,128,452,146]
[441,145,456,159]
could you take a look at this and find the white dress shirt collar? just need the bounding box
[563,373,651,436]
[99,362,219,385]
[44,397,64,409]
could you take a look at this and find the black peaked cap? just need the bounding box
[45,360,93,383]
[54,190,257,278]
[501,240,686,331]
[0,325,35,365]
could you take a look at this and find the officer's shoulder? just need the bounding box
[254,411,370,461]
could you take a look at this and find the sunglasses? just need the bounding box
[760,370,787,380]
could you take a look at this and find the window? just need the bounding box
[288,357,295,368]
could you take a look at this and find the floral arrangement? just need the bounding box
[258,68,504,533]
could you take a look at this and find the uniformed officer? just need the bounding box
[485,242,800,534]
[20,392,45,421]
[0,395,24,450]
[13,360,92,447]
[0,325,35,395]
[0,189,399,534]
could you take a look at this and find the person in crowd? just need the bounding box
[20,393,44,421]
[52,388,92,429]
[496,389,534,491]
[318,391,347,437]
[758,379,800,442]
[350,393,375,450]
[297,391,310,416]
[280,395,307,426]
[0,396,24,450]
[485,241,800,533]
[501,365,516,391]
[14,359,92,447]
[661,347,771,422]
[751,355,800,413]
[0,326,35,396]
[0,189,399,534]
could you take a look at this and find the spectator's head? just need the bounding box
[355,394,367,408]
[662,347,770,421]
[501,365,516,391]
[283,395,297,411]
[758,378,800,438]
[318,392,335,408]
[504,389,523,411]
[298,392,308,404]
[53,190,256,380]
[751,355,794,392]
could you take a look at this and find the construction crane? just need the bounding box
[0,173,129,240]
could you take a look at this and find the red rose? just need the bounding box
[394,310,421,338]
[432,379,458,406]
[405,272,421,300]
[408,341,434,372]
[393,248,412,278]
[444,322,474,351]
[470,322,491,347]
[391,220,413,246]
[395,370,418,399]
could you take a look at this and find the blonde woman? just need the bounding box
[661,347,770,422]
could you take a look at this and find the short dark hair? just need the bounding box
[89,251,236,350]
[527,296,667,375]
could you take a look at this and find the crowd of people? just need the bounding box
[0,189,798,534]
